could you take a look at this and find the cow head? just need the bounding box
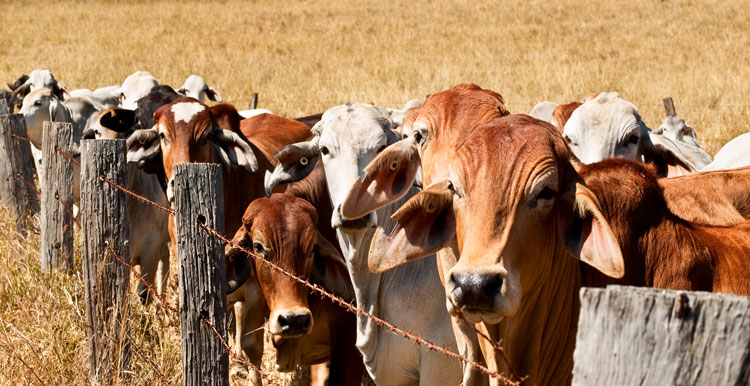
[264,103,400,236]
[224,194,344,339]
[341,83,510,219]
[369,115,624,324]
[177,74,223,103]
[83,108,137,140]
[19,88,71,143]
[563,92,695,176]
[125,97,257,203]
[113,71,158,110]
[653,115,696,142]
[11,69,66,109]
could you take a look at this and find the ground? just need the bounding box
[1,0,749,384]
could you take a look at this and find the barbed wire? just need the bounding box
[10,131,524,385]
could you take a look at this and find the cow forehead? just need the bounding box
[171,102,206,123]
[568,93,640,134]
[246,195,317,246]
[317,104,390,143]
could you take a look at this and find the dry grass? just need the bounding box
[1,0,749,384]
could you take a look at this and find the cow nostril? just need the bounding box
[277,313,312,335]
[450,272,503,309]
[483,275,504,299]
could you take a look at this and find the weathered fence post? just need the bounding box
[81,139,131,385]
[0,102,40,233]
[573,285,750,386]
[41,121,74,271]
[174,163,228,386]
[249,92,258,110]
[663,97,676,116]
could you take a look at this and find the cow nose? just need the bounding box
[277,312,312,336]
[449,272,503,310]
[166,178,175,204]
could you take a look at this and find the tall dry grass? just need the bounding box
[1,0,749,384]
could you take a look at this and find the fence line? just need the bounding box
[8,133,524,385]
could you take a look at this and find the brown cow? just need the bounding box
[362,115,625,385]
[125,97,311,385]
[225,194,362,385]
[579,159,750,293]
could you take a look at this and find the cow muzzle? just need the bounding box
[446,267,512,324]
[269,308,313,338]
[331,205,376,232]
[166,177,175,204]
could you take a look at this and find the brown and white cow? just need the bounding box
[578,159,750,293]
[359,115,625,385]
[225,194,363,385]
[126,97,311,385]
[341,84,509,385]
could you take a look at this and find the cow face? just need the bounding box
[224,194,344,339]
[19,88,69,142]
[125,97,257,204]
[340,83,510,219]
[113,71,158,110]
[368,116,624,324]
[177,75,223,103]
[264,103,399,236]
[653,115,696,142]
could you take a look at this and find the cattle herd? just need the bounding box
[4,68,750,386]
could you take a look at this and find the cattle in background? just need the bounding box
[529,100,581,130]
[563,92,697,176]
[224,194,363,385]
[177,74,223,103]
[265,102,463,385]
[125,97,311,385]
[652,114,713,169]
[112,71,158,110]
[702,132,750,171]
[364,114,626,385]
[342,84,510,385]
[85,108,171,304]
[10,69,67,110]
[68,85,120,108]
[19,87,101,204]
[529,100,557,122]
[579,159,750,293]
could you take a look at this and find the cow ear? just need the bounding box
[311,233,354,299]
[340,139,420,219]
[558,182,624,278]
[126,128,161,169]
[264,139,320,196]
[212,128,258,173]
[368,180,455,273]
[100,108,135,134]
[644,133,695,177]
[205,86,222,102]
[529,101,558,122]
[225,227,254,294]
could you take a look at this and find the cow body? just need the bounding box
[580,159,750,293]
[702,132,750,171]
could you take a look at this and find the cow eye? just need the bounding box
[402,133,408,139]
[320,146,330,156]
[253,243,264,254]
[536,187,557,200]
[413,131,423,144]
[34,100,42,106]
[159,132,168,144]
[627,135,639,145]
[199,131,210,145]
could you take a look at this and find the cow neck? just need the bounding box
[335,186,421,364]
[221,144,275,236]
[492,240,582,386]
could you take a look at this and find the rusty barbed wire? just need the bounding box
[16,133,523,384]
[106,244,280,385]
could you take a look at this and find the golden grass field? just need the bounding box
[1,0,749,385]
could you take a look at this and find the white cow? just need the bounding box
[652,115,713,169]
[68,85,120,108]
[265,103,462,385]
[86,108,171,303]
[177,75,223,103]
[11,68,67,106]
[19,87,101,202]
[112,71,158,110]
[702,132,750,171]
[563,92,697,176]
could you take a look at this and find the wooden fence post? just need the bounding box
[663,97,676,117]
[0,104,40,233]
[249,92,258,110]
[573,285,750,386]
[41,121,74,271]
[81,139,131,385]
[174,163,228,386]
